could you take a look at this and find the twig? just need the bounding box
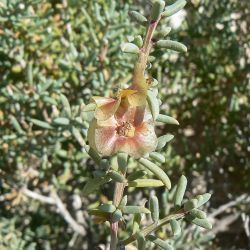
[22,187,86,236]
[110,170,128,250]
[22,187,55,205]
[209,194,250,218]
[241,213,250,240]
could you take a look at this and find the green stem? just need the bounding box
[123,209,186,245]
[110,167,128,250]
[133,20,159,86]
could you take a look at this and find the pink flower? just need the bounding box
[88,106,157,158]
[92,89,137,121]
[92,82,148,122]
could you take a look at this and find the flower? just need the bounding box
[92,79,149,122]
[92,89,137,121]
[87,106,157,158]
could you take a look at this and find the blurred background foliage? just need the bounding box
[0,0,249,249]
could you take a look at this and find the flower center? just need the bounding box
[116,121,135,137]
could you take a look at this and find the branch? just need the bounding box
[22,187,86,236]
[209,194,250,218]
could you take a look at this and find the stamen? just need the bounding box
[116,121,135,137]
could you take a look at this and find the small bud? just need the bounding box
[121,42,140,54]
[134,35,143,48]
[149,56,156,62]
[156,40,187,53]
[151,0,165,21]
[111,209,123,223]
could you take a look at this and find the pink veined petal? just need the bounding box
[115,121,157,158]
[94,126,118,156]
[92,96,116,107]
[92,96,121,121]
[96,115,117,127]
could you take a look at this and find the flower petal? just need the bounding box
[116,121,157,158]
[92,96,121,121]
[94,126,118,156]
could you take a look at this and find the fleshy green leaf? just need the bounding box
[190,209,207,219]
[156,134,174,150]
[60,94,71,117]
[121,42,139,54]
[83,176,110,196]
[156,40,187,53]
[117,152,128,173]
[111,209,123,223]
[122,206,151,214]
[162,0,187,17]
[188,217,213,230]
[195,193,212,208]
[174,175,187,207]
[149,195,159,223]
[149,152,165,163]
[118,195,128,209]
[147,235,174,250]
[30,118,53,130]
[139,158,171,189]
[137,232,146,250]
[170,219,181,236]
[151,0,165,21]
[156,114,179,125]
[129,11,148,26]
[109,171,126,183]
[128,179,164,187]
[53,117,70,126]
[184,198,198,211]
[127,170,147,181]
[99,203,116,213]
[147,90,160,120]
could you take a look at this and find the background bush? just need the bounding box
[0,0,249,249]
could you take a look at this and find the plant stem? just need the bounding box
[123,209,186,245]
[110,168,128,249]
[133,20,159,86]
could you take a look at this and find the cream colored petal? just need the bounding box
[92,96,121,121]
[116,121,157,158]
[94,126,118,156]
